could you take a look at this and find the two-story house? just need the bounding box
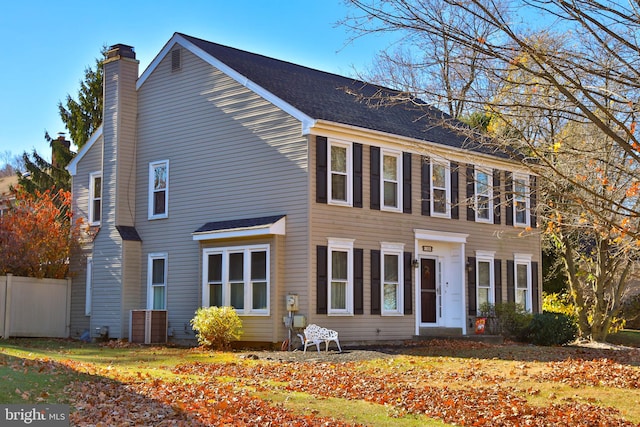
[67,33,540,345]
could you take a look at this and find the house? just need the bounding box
[0,175,18,216]
[67,33,541,345]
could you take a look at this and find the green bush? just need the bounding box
[190,306,243,350]
[493,302,533,342]
[527,312,577,346]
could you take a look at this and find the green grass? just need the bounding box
[607,329,640,347]
[1,338,640,426]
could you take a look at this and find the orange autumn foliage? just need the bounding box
[0,187,82,279]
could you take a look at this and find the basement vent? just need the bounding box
[171,48,181,72]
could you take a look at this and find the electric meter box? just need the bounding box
[285,294,299,311]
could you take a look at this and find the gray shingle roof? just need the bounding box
[193,215,286,234]
[179,33,479,152]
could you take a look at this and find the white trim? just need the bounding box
[475,167,493,223]
[85,256,93,316]
[430,159,451,218]
[137,34,316,133]
[475,252,495,312]
[381,148,403,212]
[327,238,354,316]
[380,242,405,316]
[148,160,169,220]
[513,253,533,311]
[88,171,102,226]
[67,126,103,176]
[147,253,168,310]
[512,173,530,227]
[328,138,353,207]
[414,229,468,243]
[192,216,286,241]
[201,244,270,315]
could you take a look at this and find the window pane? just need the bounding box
[478,288,489,308]
[516,201,527,224]
[477,195,490,219]
[477,171,489,194]
[208,254,222,282]
[384,254,398,282]
[153,286,165,310]
[383,155,397,180]
[152,258,165,284]
[331,281,346,309]
[154,165,167,190]
[478,261,490,286]
[153,190,166,215]
[383,283,398,310]
[229,253,244,281]
[94,177,101,198]
[517,264,528,289]
[252,282,267,310]
[433,164,446,188]
[514,179,526,196]
[383,182,397,207]
[251,251,266,280]
[209,284,223,307]
[433,189,447,213]
[331,174,346,200]
[516,289,527,309]
[92,200,101,222]
[230,282,244,309]
[331,145,347,173]
[331,251,347,280]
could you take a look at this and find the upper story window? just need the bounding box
[381,242,404,315]
[476,251,495,313]
[203,245,270,315]
[149,160,169,219]
[329,140,352,206]
[148,253,168,310]
[328,238,354,315]
[382,149,402,212]
[513,174,530,227]
[475,168,493,222]
[89,171,102,226]
[431,160,450,217]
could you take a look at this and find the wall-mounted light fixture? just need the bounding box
[412,259,420,269]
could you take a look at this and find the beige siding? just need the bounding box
[136,48,309,342]
[309,136,542,343]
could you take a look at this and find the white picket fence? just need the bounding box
[0,274,71,338]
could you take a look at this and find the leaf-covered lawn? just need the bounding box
[2,339,640,426]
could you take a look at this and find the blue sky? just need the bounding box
[0,0,390,164]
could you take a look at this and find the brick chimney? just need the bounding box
[51,133,71,170]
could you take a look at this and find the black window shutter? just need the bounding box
[370,146,380,210]
[451,162,459,219]
[506,260,515,302]
[530,175,537,228]
[421,156,431,216]
[467,164,475,221]
[493,170,501,225]
[467,257,477,315]
[354,248,364,314]
[531,261,539,313]
[353,143,363,208]
[403,252,413,314]
[316,246,328,314]
[494,259,502,304]
[403,152,412,214]
[371,249,381,315]
[316,137,327,204]
[505,172,513,226]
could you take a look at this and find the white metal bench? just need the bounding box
[297,324,342,353]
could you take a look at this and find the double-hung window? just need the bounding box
[203,245,270,315]
[89,172,102,225]
[476,251,495,313]
[431,159,450,217]
[475,168,493,222]
[149,160,169,219]
[381,149,402,211]
[513,174,530,227]
[514,253,532,311]
[148,253,167,310]
[381,242,404,315]
[328,140,352,206]
[328,238,354,315]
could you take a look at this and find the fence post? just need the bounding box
[3,274,12,339]
[65,277,72,338]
